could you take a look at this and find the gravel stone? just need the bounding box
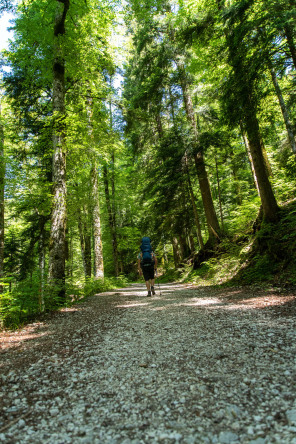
[219,431,239,443]
[286,409,296,425]
[0,283,296,443]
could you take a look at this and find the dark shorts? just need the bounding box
[141,264,155,281]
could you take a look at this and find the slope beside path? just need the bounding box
[0,283,296,444]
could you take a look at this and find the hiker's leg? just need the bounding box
[150,266,155,294]
[145,280,152,297]
[143,267,153,296]
[151,281,155,294]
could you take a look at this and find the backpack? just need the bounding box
[140,237,154,267]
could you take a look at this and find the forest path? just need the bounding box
[0,283,296,444]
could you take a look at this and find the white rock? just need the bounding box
[287,409,296,425]
[219,431,239,443]
[18,419,26,428]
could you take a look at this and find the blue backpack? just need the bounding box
[140,237,153,266]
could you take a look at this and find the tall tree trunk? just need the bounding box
[184,157,204,249]
[243,98,279,221]
[240,121,260,195]
[85,96,104,279]
[167,89,205,249]
[103,165,119,276]
[188,234,195,254]
[178,234,190,260]
[111,151,116,222]
[106,86,119,277]
[269,66,296,154]
[258,23,296,154]
[77,207,92,278]
[216,0,279,222]
[48,0,69,300]
[84,214,92,278]
[69,227,73,279]
[92,164,104,279]
[0,99,5,293]
[157,101,205,249]
[156,114,163,138]
[193,151,221,240]
[172,237,181,267]
[215,157,224,230]
[178,66,221,242]
[38,222,45,312]
[284,24,296,70]
[168,86,176,122]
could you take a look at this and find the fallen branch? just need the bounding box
[0,409,32,433]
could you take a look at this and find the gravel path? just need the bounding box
[0,283,296,444]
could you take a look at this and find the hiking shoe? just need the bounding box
[147,290,151,297]
[151,286,155,295]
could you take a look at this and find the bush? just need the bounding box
[0,274,130,330]
[0,274,43,329]
[159,266,181,283]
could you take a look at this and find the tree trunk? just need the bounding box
[215,157,224,230]
[92,164,104,279]
[184,157,204,249]
[156,114,164,138]
[188,234,195,253]
[172,237,181,267]
[216,0,278,222]
[193,151,221,240]
[77,207,92,278]
[48,0,69,301]
[106,91,119,277]
[103,165,119,276]
[178,65,221,242]
[240,121,260,195]
[156,103,205,250]
[243,98,279,222]
[228,146,243,205]
[69,227,73,279]
[269,66,296,154]
[0,99,5,294]
[84,215,92,278]
[284,24,296,70]
[111,152,116,225]
[38,222,45,312]
[178,234,190,260]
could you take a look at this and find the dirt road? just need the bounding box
[0,283,296,443]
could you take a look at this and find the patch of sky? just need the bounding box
[0,11,14,50]
[0,11,15,76]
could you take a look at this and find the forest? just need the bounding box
[0,0,296,328]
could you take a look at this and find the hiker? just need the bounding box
[138,237,158,297]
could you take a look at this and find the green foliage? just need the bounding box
[0,273,44,329]
[182,237,243,286]
[80,275,129,298]
[236,254,276,285]
[183,200,296,287]
[158,266,182,283]
[0,274,129,330]
[224,198,261,235]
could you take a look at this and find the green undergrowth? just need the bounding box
[157,267,182,283]
[181,200,296,288]
[0,275,129,330]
